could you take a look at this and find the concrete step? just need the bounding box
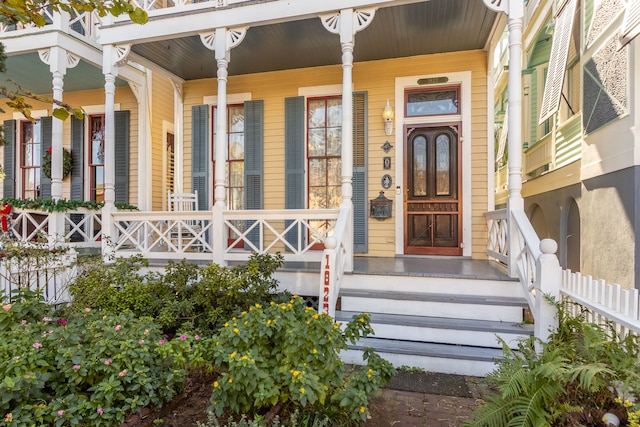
[336,310,533,349]
[340,289,528,323]
[342,337,503,377]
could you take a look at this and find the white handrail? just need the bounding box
[318,204,351,318]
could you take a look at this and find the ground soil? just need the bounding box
[120,371,494,427]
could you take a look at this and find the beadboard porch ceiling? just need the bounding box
[0,0,498,95]
[131,0,499,80]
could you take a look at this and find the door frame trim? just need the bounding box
[393,71,472,257]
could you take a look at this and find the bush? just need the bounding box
[0,290,187,427]
[186,296,395,426]
[68,253,288,335]
[465,299,640,427]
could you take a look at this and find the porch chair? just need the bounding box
[167,190,202,251]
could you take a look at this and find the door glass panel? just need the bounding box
[436,134,450,195]
[412,136,427,197]
[406,89,459,116]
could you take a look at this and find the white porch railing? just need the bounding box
[486,208,508,264]
[0,9,101,43]
[9,208,50,242]
[318,203,352,317]
[8,208,102,248]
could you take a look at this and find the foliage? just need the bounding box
[0,289,187,427]
[68,253,289,335]
[465,299,640,427]
[185,296,395,426]
[42,148,73,180]
[0,197,137,212]
[196,410,330,427]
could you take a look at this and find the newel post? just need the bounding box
[320,237,338,318]
[534,238,561,347]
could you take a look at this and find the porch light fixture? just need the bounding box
[383,100,394,136]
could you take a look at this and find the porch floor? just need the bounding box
[280,256,514,281]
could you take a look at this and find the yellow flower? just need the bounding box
[241,311,247,316]
[287,303,293,309]
[312,349,318,354]
[615,397,623,404]
[367,374,372,378]
[244,321,248,325]
[213,381,219,388]
[241,355,248,361]
[292,370,300,377]
[255,303,262,309]
[281,305,287,310]
[228,377,233,383]
[233,328,239,334]
[625,400,634,408]
[360,406,365,413]
[359,317,365,323]
[267,319,272,326]
[312,314,319,320]
[224,322,229,327]
[230,352,236,359]
[305,307,314,312]
[300,387,305,394]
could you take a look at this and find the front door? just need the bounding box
[404,125,462,255]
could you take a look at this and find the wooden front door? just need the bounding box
[404,125,462,255]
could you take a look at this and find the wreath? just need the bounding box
[42,147,73,180]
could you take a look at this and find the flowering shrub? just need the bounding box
[0,291,187,427]
[187,296,395,425]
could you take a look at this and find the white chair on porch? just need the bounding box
[167,190,202,251]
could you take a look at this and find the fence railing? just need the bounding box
[561,271,640,338]
[0,246,76,306]
[318,203,352,317]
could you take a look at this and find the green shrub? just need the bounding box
[68,253,288,335]
[186,296,395,426]
[465,299,640,427]
[0,290,187,427]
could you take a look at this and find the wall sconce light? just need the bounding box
[382,99,394,136]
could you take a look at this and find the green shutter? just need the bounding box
[284,96,305,248]
[114,111,130,204]
[70,116,84,200]
[530,68,538,145]
[3,120,16,198]
[40,116,52,199]
[191,105,209,210]
[352,92,368,254]
[244,100,263,247]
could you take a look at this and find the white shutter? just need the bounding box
[538,0,577,125]
[619,0,640,49]
[496,107,508,163]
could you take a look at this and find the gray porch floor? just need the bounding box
[280,257,514,282]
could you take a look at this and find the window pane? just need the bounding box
[407,89,459,116]
[229,187,244,210]
[413,136,427,197]
[309,187,327,209]
[309,159,326,187]
[327,128,341,156]
[327,158,341,186]
[308,129,326,157]
[308,100,326,128]
[327,98,342,127]
[229,134,244,160]
[436,134,450,195]
[328,185,342,208]
[228,106,244,133]
[229,161,244,187]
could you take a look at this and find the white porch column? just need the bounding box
[172,81,184,192]
[483,0,524,277]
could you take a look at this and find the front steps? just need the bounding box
[336,273,533,377]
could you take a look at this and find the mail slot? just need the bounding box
[370,191,393,220]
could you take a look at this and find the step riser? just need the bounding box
[342,297,525,323]
[341,349,496,377]
[274,271,318,296]
[343,274,522,298]
[368,324,527,349]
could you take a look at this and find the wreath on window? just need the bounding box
[42,147,73,180]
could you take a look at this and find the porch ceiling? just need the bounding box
[132,0,498,80]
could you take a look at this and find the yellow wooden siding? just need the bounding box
[182,50,490,258]
[151,73,175,211]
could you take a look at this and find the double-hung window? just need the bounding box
[89,115,105,202]
[20,120,41,199]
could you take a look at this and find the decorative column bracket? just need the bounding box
[38,48,80,69]
[114,44,132,66]
[320,8,376,40]
[199,26,248,52]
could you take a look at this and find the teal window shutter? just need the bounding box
[3,120,16,198]
[352,92,368,254]
[191,105,209,210]
[114,111,130,204]
[244,100,263,247]
[284,96,305,249]
[70,116,85,200]
[40,116,52,199]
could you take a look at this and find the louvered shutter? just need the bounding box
[352,92,368,254]
[70,116,84,200]
[39,117,52,199]
[284,96,305,249]
[538,0,578,124]
[620,0,640,48]
[114,111,130,204]
[3,120,16,198]
[191,105,209,210]
[244,100,263,248]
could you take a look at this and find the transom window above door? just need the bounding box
[405,86,460,117]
